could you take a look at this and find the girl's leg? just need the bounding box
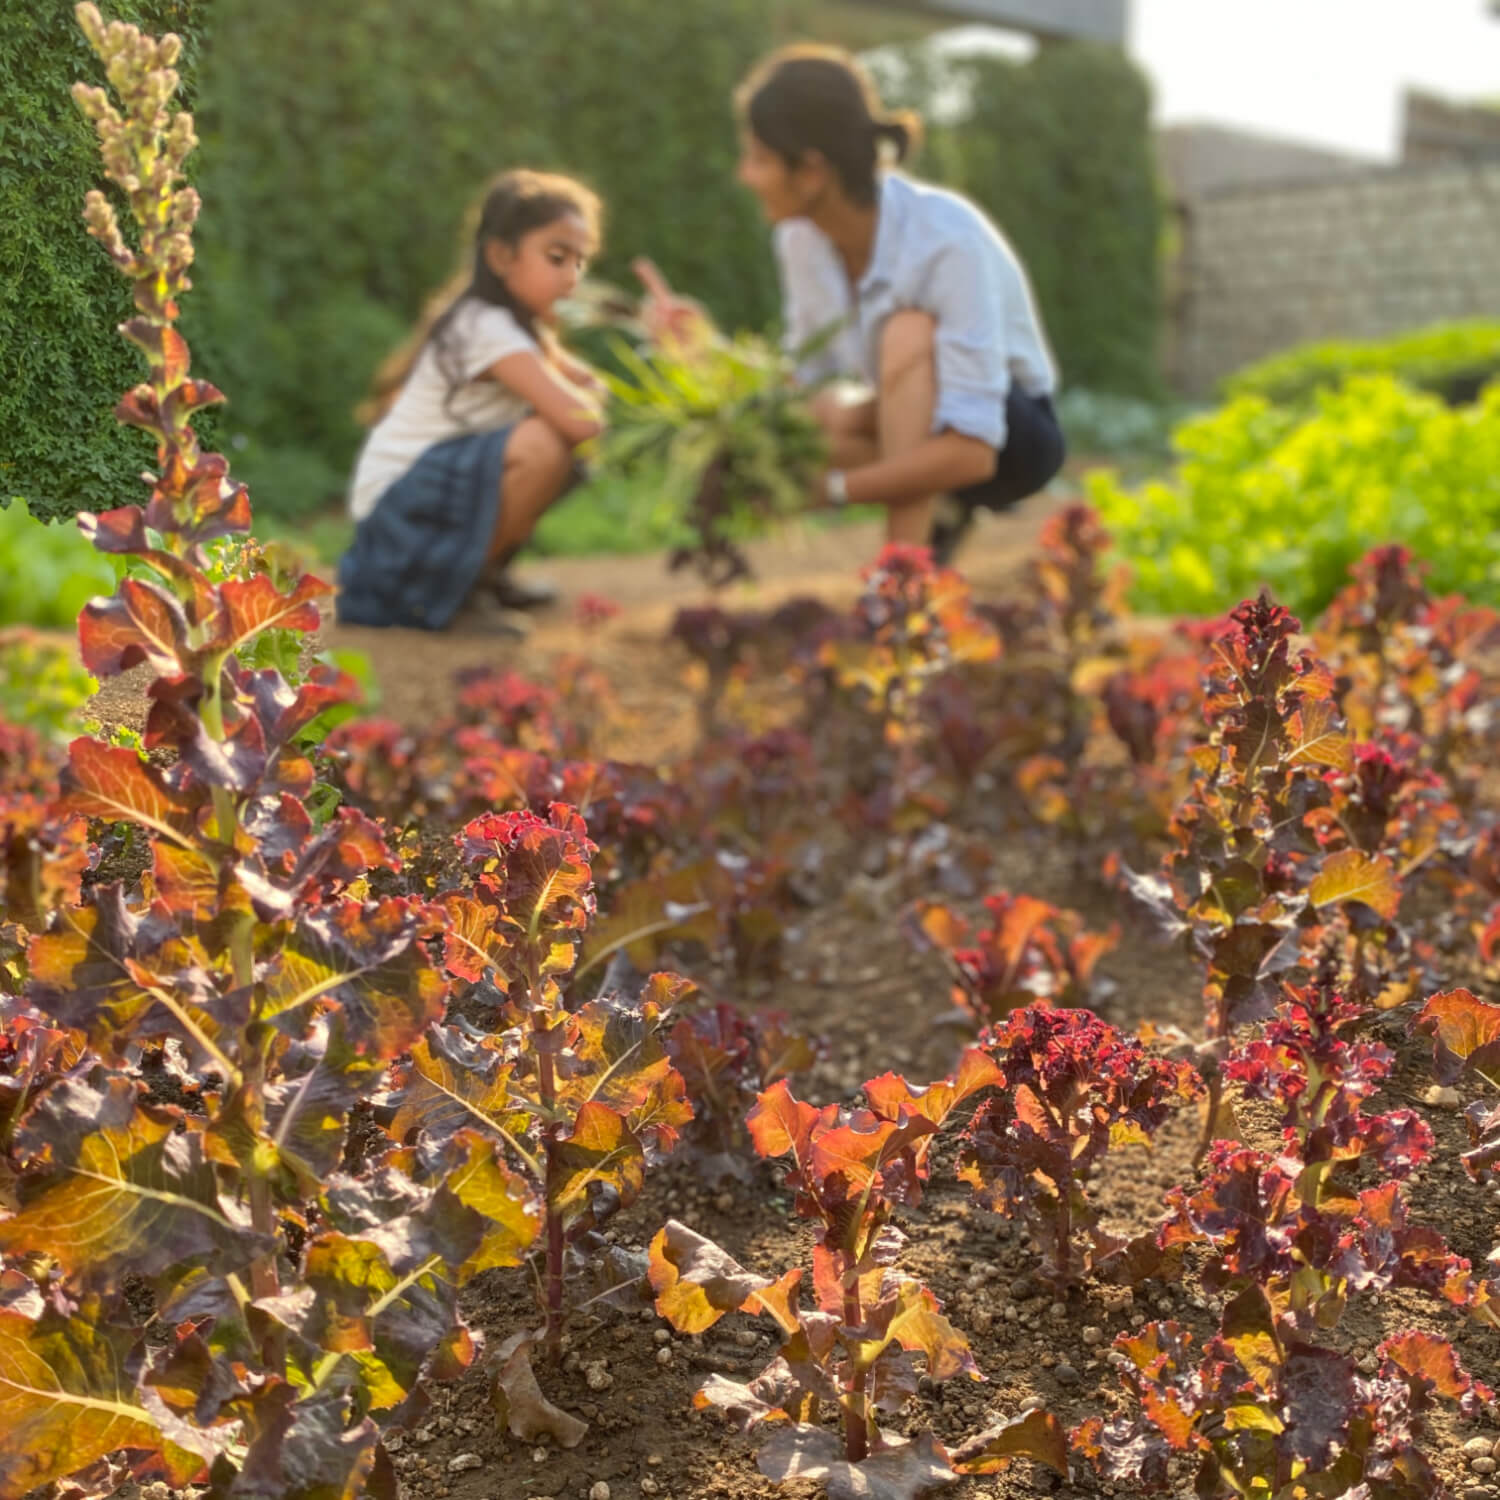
[876,311,939,546]
[487,417,575,563]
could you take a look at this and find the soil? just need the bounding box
[89,494,1500,1500]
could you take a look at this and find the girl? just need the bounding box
[338,169,605,634]
[642,45,1065,565]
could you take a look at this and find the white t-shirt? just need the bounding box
[348,297,539,521]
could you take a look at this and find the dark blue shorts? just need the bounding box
[336,427,510,630]
[955,389,1065,513]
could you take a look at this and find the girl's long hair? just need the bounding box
[358,168,601,425]
[736,44,922,207]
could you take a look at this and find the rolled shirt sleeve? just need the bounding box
[921,243,1012,451]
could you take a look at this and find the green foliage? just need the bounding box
[599,333,826,585]
[1224,319,1500,408]
[1054,387,1184,462]
[933,44,1162,398]
[1092,376,1500,619]
[191,0,777,521]
[532,465,684,559]
[0,631,97,742]
[0,0,211,522]
[0,504,117,629]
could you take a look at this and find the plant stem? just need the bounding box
[1056,1179,1073,1286]
[531,955,566,1362]
[232,910,283,1369]
[1194,1071,1223,1169]
[843,1272,869,1465]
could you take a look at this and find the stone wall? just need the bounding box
[1157,123,1368,202]
[1171,160,1500,394]
[1403,90,1500,165]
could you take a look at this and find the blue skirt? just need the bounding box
[336,427,510,630]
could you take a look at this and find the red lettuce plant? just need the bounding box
[1127,595,1361,1037]
[1414,987,1500,1187]
[645,1057,1068,1495]
[1014,503,1128,770]
[821,545,1000,833]
[908,890,1118,1027]
[664,998,822,1181]
[1074,1301,1493,1497]
[382,805,693,1384]
[958,1004,1201,1286]
[1168,978,1499,1332]
[1159,1142,1484,1334]
[1317,546,1500,807]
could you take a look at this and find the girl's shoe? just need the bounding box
[476,566,560,611]
[452,590,532,639]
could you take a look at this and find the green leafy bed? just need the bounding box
[0,503,116,629]
[1092,376,1500,620]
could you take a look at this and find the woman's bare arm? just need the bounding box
[834,431,995,508]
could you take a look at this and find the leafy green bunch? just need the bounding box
[599,331,827,588]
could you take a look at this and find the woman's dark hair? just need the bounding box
[360,168,601,423]
[735,44,923,206]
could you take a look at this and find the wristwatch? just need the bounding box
[826,469,849,508]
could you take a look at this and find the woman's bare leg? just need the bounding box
[809,386,880,470]
[876,310,939,546]
[487,417,575,563]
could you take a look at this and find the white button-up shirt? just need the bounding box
[772,171,1058,451]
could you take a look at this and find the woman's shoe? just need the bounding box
[927,494,975,567]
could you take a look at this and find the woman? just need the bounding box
[644,44,1065,564]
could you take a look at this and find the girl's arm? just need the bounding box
[484,350,605,447]
[550,345,606,396]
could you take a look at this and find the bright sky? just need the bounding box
[1130,0,1500,160]
[920,1,1500,161]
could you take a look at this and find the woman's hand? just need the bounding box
[633,257,715,356]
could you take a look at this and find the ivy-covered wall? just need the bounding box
[1,0,212,522]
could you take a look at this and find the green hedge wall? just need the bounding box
[190,0,779,519]
[1,0,212,522]
[937,43,1163,399]
[1223,320,1500,407]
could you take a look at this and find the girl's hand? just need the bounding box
[633,257,714,356]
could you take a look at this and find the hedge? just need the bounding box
[0,0,212,523]
[1223,320,1500,408]
[189,0,779,519]
[943,44,1163,399]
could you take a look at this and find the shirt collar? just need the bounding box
[858,171,910,296]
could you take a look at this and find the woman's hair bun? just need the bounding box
[873,109,923,162]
